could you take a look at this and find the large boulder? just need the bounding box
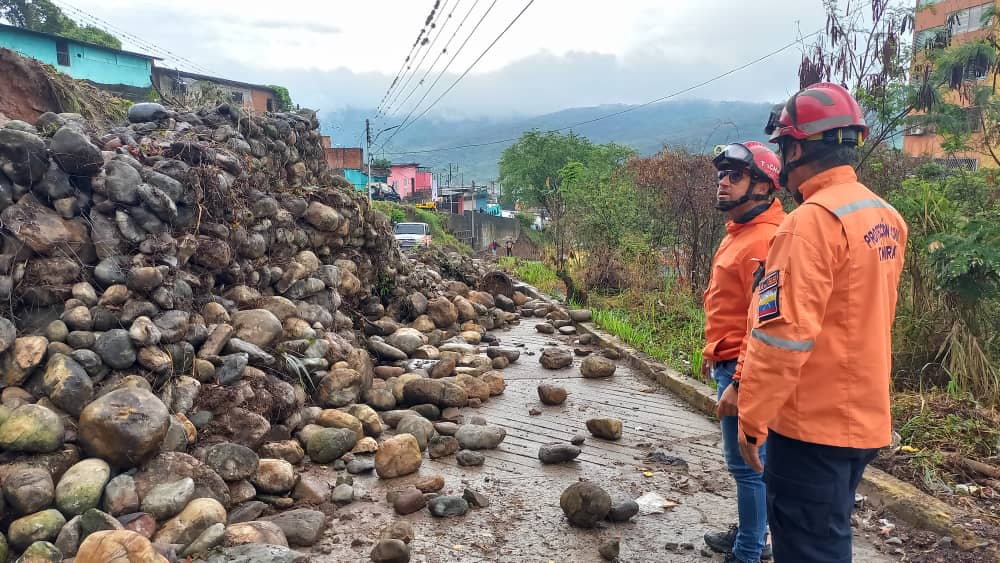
[0,403,65,453]
[3,467,54,515]
[75,530,168,563]
[305,427,357,464]
[386,328,426,356]
[426,297,458,328]
[0,128,49,185]
[402,378,467,408]
[55,458,111,516]
[8,509,66,551]
[78,387,169,467]
[41,354,93,417]
[203,443,259,482]
[153,497,227,546]
[580,355,616,378]
[374,434,422,479]
[455,424,506,450]
[231,309,282,348]
[540,347,573,369]
[51,126,102,176]
[560,481,612,528]
[134,452,231,508]
[1,194,90,256]
[261,509,326,547]
[315,368,364,408]
[586,417,623,440]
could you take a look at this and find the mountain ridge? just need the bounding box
[320,99,777,182]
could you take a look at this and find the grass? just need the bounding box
[369,201,471,255]
[879,390,1000,502]
[498,257,564,296]
[587,285,706,378]
[499,257,707,378]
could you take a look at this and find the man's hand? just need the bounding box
[716,383,738,418]
[701,360,713,382]
[738,431,764,472]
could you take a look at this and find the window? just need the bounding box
[915,26,949,51]
[56,39,70,66]
[231,91,244,103]
[949,2,993,35]
[964,53,990,80]
[966,107,983,131]
[266,98,274,111]
[917,0,941,6]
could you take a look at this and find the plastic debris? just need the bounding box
[635,492,679,515]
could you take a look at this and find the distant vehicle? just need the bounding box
[370,182,401,203]
[415,201,437,210]
[394,222,432,250]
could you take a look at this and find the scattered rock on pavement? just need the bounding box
[537,383,568,405]
[371,538,410,563]
[456,449,485,466]
[375,434,423,478]
[455,424,506,450]
[580,355,616,378]
[560,481,612,528]
[539,443,582,464]
[540,347,573,369]
[428,495,470,518]
[587,417,623,440]
[608,499,639,522]
[599,538,620,561]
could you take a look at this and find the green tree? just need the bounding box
[0,0,121,49]
[267,85,294,111]
[498,130,596,209]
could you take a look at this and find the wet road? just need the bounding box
[304,318,896,562]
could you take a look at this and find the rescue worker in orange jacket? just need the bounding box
[701,141,785,563]
[735,83,908,562]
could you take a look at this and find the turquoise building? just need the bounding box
[343,169,369,192]
[0,23,156,88]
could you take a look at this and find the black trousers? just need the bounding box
[764,431,877,563]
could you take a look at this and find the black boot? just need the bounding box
[705,524,773,560]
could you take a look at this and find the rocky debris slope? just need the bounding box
[0,94,531,562]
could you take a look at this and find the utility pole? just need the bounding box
[365,119,372,204]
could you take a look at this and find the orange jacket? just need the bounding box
[737,166,907,449]
[703,199,786,363]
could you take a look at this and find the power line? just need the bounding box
[381,0,457,117]
[51,0,217,75]
[381,0,878,157]
[378,0,523,151]
[382,0,483,122]
[383,29,823,155]
[375,0,446,117]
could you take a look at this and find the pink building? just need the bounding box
[389,163,432,201]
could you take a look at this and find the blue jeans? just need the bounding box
[715,360,768,562]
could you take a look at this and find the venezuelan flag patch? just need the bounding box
[757,271,780,322]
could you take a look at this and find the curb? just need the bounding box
[512,281,993,553]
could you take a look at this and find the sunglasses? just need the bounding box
[716,169,748,183]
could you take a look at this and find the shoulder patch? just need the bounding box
[757,271,780,322]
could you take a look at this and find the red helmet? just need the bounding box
[765,82,868,145]
[712,141,781,191]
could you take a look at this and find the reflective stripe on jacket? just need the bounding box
[703,199,785,363]
[737,166,908,449]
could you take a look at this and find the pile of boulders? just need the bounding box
[0,97,525,562]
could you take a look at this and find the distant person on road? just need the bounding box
[703,141,785,563]
[736,83,908,562]
[505,239,513,257]
[489,240,498,255]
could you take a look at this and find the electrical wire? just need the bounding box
[378,0,524,152]
[382,0,483,122]
[381,0,877,156]
[381,0,456,116]
[375,0,445,117]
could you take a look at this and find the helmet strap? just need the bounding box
[715,180,773,211]
[734,201,773,224]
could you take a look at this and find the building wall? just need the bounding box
[343,169,369,191]
[447,211,521,251]
[389,165,418,198]
[325,148,363,170]
[904,0,999,166]
[0,28,151,87]
[250,88,276,113]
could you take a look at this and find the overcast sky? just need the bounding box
[60,0,829,118]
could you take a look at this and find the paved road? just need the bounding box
[305,318,896,562]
